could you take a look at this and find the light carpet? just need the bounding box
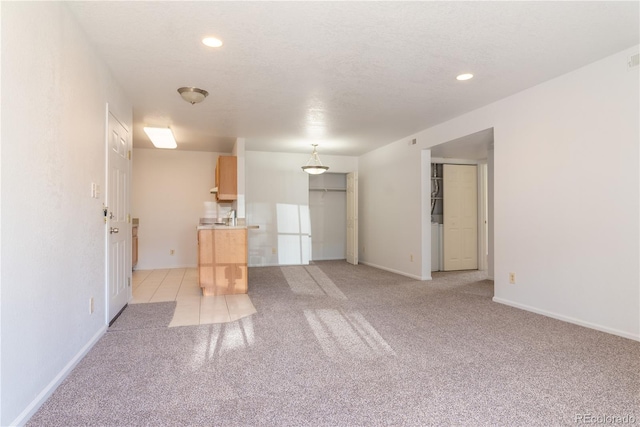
[109,302,177,331]
[27,262,639,426]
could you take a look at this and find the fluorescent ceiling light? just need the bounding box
[143,127,177,149]
[202,37,223,48]
[456,73,474,81]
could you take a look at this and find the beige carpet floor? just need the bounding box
[27,261,640,426]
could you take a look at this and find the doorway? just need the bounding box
[309,173,347,261]
[427,128,494,278]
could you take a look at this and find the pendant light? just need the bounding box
[302,144,329,175]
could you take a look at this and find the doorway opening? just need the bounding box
[426,127,494,280]
[309,173,347,261]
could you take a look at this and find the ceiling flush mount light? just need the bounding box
[456,73,474,81]
[177,87,209,104]
[143,127,177,149]
[302,144,329,175]
[202,37,223,48]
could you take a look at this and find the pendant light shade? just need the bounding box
[302,144,329,175]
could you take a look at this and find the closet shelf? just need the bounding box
[309,188,347,192]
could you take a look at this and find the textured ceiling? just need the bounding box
[68,1,639,156]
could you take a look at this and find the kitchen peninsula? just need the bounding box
[197,224,248,296]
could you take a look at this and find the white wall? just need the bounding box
[359,142,426,279]
[233,138,246,218]
[245,151,357,266]
[1,3,132,425]
[131,146,357,270]
[487,145,494,280]
[131,149,227,270]
[359,45,640,340]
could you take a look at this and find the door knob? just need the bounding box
[110,227,119,234]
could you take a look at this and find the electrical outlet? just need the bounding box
[89,297,94,314]
[509,272,516,284]
[410,254,414,262]
[271,247,277,255]
[169,249,175,255]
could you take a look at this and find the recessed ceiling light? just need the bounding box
[143,127,177,149]
[456,73,474,81]
[202,37,223,48]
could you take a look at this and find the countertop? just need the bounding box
[197,224,246,230]
[197,224,259,230]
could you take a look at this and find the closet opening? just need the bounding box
[309,173,347,261]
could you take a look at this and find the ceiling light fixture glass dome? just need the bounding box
[177,87,209,104]
[302,144,329,175]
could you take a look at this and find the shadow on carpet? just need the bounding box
[108,302,176,332]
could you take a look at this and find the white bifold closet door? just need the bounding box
[443,164,478,271]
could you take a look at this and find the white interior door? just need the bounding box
[346,172,358,265]
[106,112,131,323]
[443,164,478,271]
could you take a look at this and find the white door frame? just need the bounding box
[478,162,489,271]
[346,172,358,265]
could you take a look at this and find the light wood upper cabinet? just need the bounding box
[215,156,237,201]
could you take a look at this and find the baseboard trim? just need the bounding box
[359,261,424,280]
[11,325,108,427]
[492,297,640,342]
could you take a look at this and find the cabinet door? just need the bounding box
[199,229,247,295]
[213,229,247,294]
[216,156,237,201]
[198,230,216,290]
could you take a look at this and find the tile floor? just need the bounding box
[131,268,256,327]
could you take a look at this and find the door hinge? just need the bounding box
[128,150,131,160]
[127,214,131,223]
[127,277,131,287]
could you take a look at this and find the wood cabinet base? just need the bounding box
[198,228,247,295]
